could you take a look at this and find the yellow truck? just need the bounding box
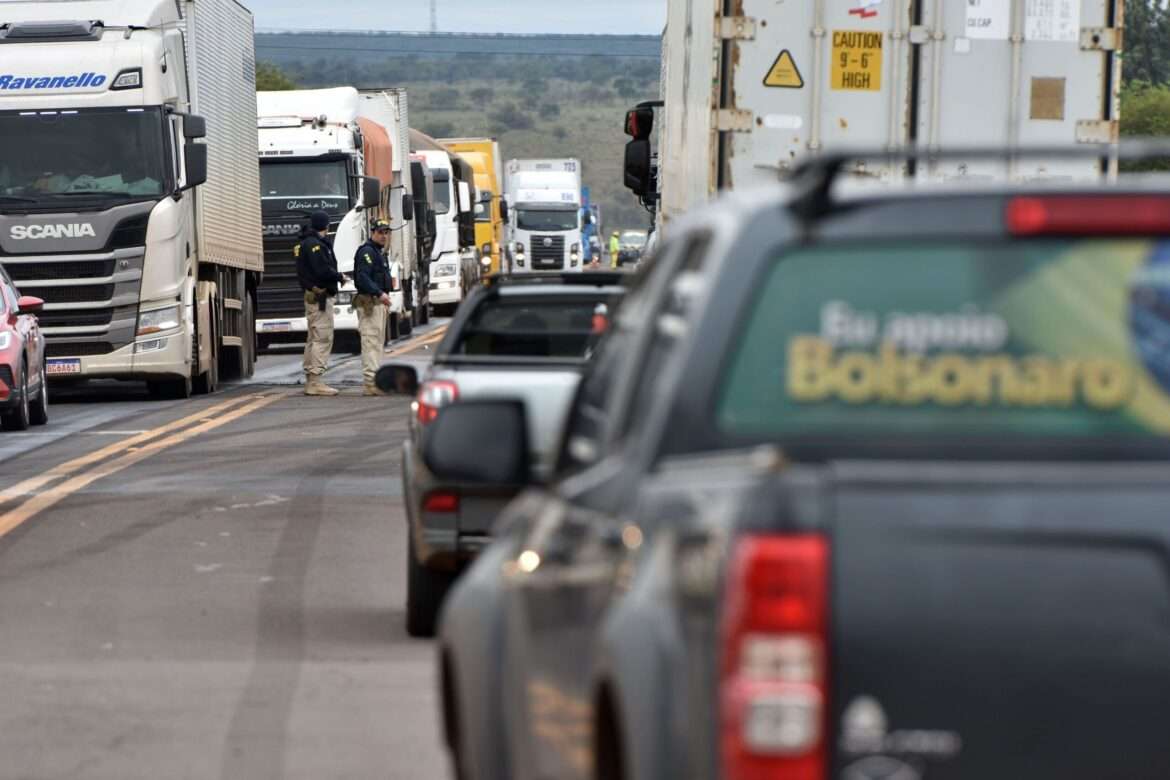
[439,138,506,273]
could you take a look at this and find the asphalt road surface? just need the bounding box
[0,321,451,780]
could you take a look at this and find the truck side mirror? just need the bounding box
[458,182,472,213]
[183,114,207,139]
[499,199,509,222]
[624,139,652,197]
[183,144,208,190]
[361,177,381,210]
[402,193,415,221]
[624,106,654,140]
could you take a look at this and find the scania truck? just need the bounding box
[256,87,389,351]
[504,158,586,274]
[0,0,264,397]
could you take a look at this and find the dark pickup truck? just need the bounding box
[424,150,1170,780]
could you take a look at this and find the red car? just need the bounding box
[0,265,48,431]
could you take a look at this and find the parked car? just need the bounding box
[0,265,48,431]
[431,150,1170,780]
[379,272,628,637]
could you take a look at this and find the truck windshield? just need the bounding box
[0,108,168,206]
[516,209,578,232]
[718,239,1170,455]
[260,160,349,201]
[431,171,451,215]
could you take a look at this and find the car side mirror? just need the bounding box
[374,363,420,396]
[183,144,208,190]
[183,114,207,139]
[402,193,415,221]
[423,401,531,486]
[362,176,381,210]
[16,295,44,315]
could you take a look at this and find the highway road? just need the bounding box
[0,322,450,780]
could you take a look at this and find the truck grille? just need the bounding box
[36,284,116,305]
[531,235,565,269]
[6,259,117,281]
[258,234,306,320]
[46,342,115,358]
[37,310,115,329]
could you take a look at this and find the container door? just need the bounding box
[729,0,916,186]
[919,0,1121,181]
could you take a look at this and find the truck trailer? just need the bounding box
[629,0,1126,228]
[438,138,505,274]
[0,0,265,397]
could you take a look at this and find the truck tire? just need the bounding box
[389,313,401,341]
[1,362,31,431]
[194,338,218,395]
[406,527,456,638]
[400,310,414,337]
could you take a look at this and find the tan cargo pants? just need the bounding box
[303,296,335,376]
[357,300,389,386]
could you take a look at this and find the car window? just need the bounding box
[452,294,618,359]
[620,234,711,437]
[717,238,1170,456]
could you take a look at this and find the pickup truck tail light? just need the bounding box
[416,380,458,426]
[1007,196,1170,236]
[721,535,828,780]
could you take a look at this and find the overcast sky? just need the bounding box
[247,0,667,35]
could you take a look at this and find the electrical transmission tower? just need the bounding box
[430,0,438,33]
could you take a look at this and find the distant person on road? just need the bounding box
[353,219,397,396]
[609,231,621,268]
[296,210,345,397]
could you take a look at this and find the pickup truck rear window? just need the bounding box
[453,297,611,358]
[718,239,1170,446]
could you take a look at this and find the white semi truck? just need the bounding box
[413,130,481,314]
[627,0,1126,230]
[256,84,421,348]
[504,159,586,274]
[0,0,263,397]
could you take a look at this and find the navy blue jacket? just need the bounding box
[295,233,344,295]
[354,239,395,297]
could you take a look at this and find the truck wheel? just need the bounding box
[400,311,415,337]
[29,358,48,426]
[194,341,218,395]
[1,363,31,432]
[406,527,456,638]
[389,313,401,341]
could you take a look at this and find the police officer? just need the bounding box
[353,219,396,396]
[295,210,345,396]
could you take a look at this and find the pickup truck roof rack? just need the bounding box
[786,140,1170,223]
[483,272,628,288]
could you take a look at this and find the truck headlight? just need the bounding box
[337,291,355,306]
[435,263,457,277]
[138,305,181,337]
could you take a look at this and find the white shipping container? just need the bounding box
[658,0,1123,224]
[179,0,264,273]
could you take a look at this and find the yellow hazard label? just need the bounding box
[764,50,804,89]
[831,30,883,91]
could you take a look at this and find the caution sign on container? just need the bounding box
[831,30,883,91]
[764,50,804,88]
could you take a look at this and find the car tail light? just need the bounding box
[1007,196,1170,236]
[416,380,458,425]
[721,535,828,780]
[423,491,460,514]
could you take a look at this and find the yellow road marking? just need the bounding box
[0,393,283,540]
[0,394,261,506]
[385,326,447,358]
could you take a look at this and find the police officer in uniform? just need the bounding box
[353,219,396,396]
[295,210,345,396]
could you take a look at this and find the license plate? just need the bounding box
[46,359,82,376]
[262,322,291,333]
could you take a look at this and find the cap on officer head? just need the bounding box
[372,219,391,233]
[310,211,330,232]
